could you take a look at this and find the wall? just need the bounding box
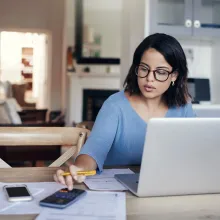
[66,0,75,46]
[211,40,220,104]
[179,39,212,79]
[65,0,75,124]
[120,0,146,88]
[0,0,65,110]
[0,32,24,83]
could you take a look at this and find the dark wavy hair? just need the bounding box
[123,33,191,107]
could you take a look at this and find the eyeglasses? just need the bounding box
[135,64,173,82]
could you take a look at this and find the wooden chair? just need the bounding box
[0,127,90,168]
[76,121,94,130]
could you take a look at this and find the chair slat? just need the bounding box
[0,127,90,167]
[0,127,88,146]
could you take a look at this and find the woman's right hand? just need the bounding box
[53,164,86,191]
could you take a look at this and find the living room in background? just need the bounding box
[0,31,49,109]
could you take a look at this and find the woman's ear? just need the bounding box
[171,71,178,82]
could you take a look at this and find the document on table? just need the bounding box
[84,168,134,191]
[36,191,126,220]
[0,182,64,215]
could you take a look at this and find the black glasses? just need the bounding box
[135,64,173,82]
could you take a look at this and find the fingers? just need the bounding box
[66,175,74,191]
[53,174,58,182]
[54,169,65,185]
[69,164,82,176]
[74,175,86,183]
[69,165,86,183]
[54,165,87,190]
[53,169,74,190]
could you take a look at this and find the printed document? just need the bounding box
[84,168,134,191]
[36,191,126,220]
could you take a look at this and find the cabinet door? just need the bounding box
[193,0,220,37]
[149,0,193,36]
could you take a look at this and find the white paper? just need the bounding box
[0,186,43,212]
[84,168,134,191]
[36,191,126,220]
[0,159,11,168]
[0,182,64,215]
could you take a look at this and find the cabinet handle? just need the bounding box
[185,19,192,28]
[194,20,201,28]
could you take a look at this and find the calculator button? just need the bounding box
[56,199,64,204]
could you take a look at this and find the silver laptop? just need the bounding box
[115,118,220,197]
[193,105,220,118]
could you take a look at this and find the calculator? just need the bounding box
[39,188,87,209]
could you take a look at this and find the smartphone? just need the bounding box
[3,185,33,202]
[39,188,86,209]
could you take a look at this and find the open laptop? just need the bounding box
[193,105,220,118]
[115,118,220,197]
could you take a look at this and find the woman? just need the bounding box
[54,33,196,190]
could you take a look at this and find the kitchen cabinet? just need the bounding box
[149,0,220,37]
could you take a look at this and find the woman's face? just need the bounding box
[137,48,178,100]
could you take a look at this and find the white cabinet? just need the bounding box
[193,0,220,37]
[150,0,220,37]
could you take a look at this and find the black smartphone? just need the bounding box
[3,185,33,202]
[39,188,86,209]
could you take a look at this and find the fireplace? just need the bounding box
[83,89,119,121]
[68,73,120,125]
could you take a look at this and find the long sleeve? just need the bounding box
[77,99,119,171]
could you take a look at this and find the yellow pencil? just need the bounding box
[61,170,96,176]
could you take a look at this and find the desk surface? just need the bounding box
[0,167,220,220]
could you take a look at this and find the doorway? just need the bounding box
[0,31,49,109]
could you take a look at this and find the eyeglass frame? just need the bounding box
[135,63,176,82]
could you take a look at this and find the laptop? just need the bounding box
[193,105,220,118]
[115,118,220,197]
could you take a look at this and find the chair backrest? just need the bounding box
[76,121,94,130]
[0,127,90,168]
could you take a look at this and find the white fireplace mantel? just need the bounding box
[68,72,121,124]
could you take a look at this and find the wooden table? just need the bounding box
[1,167,220,220]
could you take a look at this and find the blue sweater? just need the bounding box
[78,90,196,171]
